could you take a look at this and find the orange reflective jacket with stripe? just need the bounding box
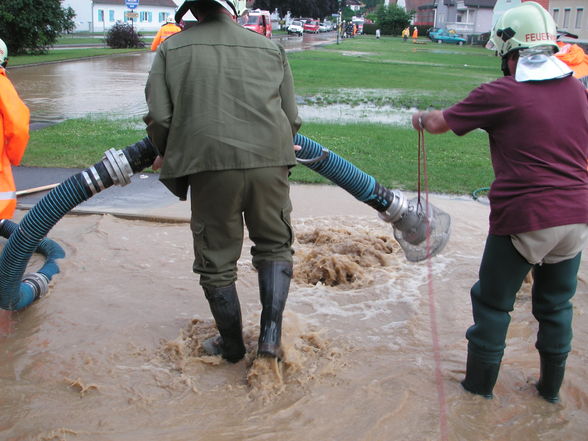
[0,68,30,219]
[151,23,182,51]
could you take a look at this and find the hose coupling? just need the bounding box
[102,148,134,187]
[377,190,408,224]
[22,272,50,301]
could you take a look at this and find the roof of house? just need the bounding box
[92,0,177,7]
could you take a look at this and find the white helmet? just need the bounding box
[166,15,176,24]
[0,38,7,68]
[175,0,238,23]
[488,1,558,57]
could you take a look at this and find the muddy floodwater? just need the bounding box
[3,30,588,441]
[1,188,588,441]
[9,33,350,125]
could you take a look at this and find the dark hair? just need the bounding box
[501,49,520,76]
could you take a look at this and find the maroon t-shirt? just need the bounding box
[443,75,588,235]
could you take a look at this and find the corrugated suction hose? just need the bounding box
[0,137,157,311]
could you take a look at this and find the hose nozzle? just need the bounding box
[387,197,451,262]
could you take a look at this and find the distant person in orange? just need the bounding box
[412,26,418,42]
[151,16,182,51]
[0,37,30,334]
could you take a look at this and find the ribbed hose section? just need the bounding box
[294,134,393,212]
[0,219,66,280]
[0,137,157,311]
[0,176,91,310]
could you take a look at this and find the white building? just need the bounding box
[549,0,588,42]
[62,0,178,33]
[347,0,364,12]
[62,0,250,32]
[434,0,497,35]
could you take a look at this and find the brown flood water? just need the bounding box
[1,189,587,441]
[9,33,337,124]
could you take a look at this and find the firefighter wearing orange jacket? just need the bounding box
[0,38,29,220]
[151,16,182,51]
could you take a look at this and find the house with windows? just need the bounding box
[436,0,496,34]
[61,0,178,33]
[347,0,365,12]
[407,0,497,34]
[549,0,587,41]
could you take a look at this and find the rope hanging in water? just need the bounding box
[416,127,448,441]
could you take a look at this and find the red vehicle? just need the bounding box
[303,19,320,33]
[241,10,272,39]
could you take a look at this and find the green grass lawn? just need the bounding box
[21,35,498,195]
[25,117,493,195]
[289,36,500,108]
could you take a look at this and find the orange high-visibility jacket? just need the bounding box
[0,68,29,219]
[556,42,588,87]
[151,23,182,51]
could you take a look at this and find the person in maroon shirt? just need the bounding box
[411,2,588,402]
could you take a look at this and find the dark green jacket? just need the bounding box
[144,13,301,199]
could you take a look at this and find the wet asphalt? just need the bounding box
[13,165,180,219]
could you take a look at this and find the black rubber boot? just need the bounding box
[257,261,293,358]
[202,284,246,363]
[536,352,567,403]
[461,351,501,399]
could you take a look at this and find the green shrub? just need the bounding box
[105,23,145,49]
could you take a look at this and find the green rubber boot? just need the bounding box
[536,352,567,403]
[202,284,246,363]
[461,351,501,399]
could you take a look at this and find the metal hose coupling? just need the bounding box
[377,188,408,224]
[102,137,158,186]
[102,148,134,186]
[22,272,50,301]
[82,137,158,195]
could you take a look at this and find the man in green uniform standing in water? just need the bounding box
[144,0,302,362]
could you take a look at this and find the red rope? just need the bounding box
[417,127,449,441]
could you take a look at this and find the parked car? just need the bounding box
[428,28,466,45]
[303,19,320,33]
[319,22,330,32]
[287,20,304,36]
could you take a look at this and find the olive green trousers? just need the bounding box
[189,167,294,288]
[466,234,581,364]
